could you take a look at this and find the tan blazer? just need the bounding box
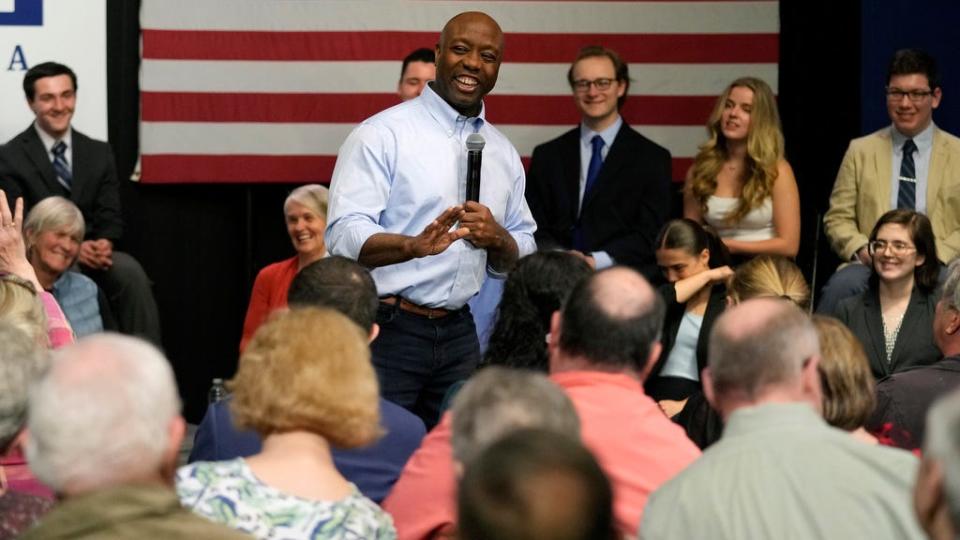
[823,126,960,262]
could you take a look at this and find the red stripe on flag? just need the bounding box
[672,157,694,183]
[141,92,716,126]
[141,154,692,184]
[140,155,337,184]
[142,29,778,63]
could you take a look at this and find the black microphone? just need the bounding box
[465,133,485,203]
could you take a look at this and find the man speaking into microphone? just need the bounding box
[325,11,536,428]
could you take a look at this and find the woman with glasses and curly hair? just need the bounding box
[834,209,941,378]
[684,77,800,259]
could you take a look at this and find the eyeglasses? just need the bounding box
[868,240,916,256]
[572,78,615,93]
[886,87,935,103]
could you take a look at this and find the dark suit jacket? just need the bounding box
[525,123,672,281]
[188,396,427,504]
[647,282,726,391]
[835,285,941,378]
[867,356,960,450]
[0,125,123,241]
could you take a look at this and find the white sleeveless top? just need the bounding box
[704,196,774,241]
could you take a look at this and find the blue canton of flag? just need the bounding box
[0,0,43,26]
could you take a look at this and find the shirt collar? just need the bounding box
[580,115,622,148]
[722,401,824,438]
[421,82,486,134]
[34,121,73,153]
[891,121,934,153]
[550,369,644,392]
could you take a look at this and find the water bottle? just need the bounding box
[208,378,227,404]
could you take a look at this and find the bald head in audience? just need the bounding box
[704,298,822,419]
[550,266,664,378]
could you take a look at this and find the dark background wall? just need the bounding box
[860,1,960,134]
[105,1,947,421]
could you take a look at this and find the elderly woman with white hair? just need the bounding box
[239,184,329,352]
[0,190,73,349]
[24,196,106,338]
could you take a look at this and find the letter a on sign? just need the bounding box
[7,45,28,71]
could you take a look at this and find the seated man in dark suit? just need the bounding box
[868,259,960,449]
[525,45,672,281]
[189,256,426,503]
[0,61,160,345]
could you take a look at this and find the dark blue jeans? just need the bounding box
[371,302,480,429]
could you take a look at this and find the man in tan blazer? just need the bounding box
[819,48,960,313]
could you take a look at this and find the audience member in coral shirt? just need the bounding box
[239,184,328,352]
[546,267,700,534]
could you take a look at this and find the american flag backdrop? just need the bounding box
[139,0,778,184]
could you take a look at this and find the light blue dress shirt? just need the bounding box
[577,116,622,269]
[890,122,934,213]
[326,83,537,310]
[51,270,103,338]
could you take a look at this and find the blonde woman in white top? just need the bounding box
[684,77,800,258]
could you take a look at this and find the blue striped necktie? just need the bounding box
[897,138,917,210]
[52,140,73,191]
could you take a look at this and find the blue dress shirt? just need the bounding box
[51,270,103,338]
[326,83,537,309]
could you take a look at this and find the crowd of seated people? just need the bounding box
[7,25,960,540]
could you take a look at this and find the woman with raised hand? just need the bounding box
[0,190,72,348]
[647,219,732,414]
[684,77,800,259]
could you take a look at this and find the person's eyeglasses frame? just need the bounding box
[572,78,616,93]
[885,86,935,103]
[868,240,917,257]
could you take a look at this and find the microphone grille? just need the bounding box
[466,133,486,152]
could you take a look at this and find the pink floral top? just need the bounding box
[39,291,74,348]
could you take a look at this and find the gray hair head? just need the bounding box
[940,259,960,310]
[0,322,48,451]
[283,184,329,220]
[708,298,820,400]
[924,390,960,528]
[451,366,580,465]
[26,333,181,493]
[23,196,85,252]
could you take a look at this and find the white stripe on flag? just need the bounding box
[140,122,705,159]
[142,59,778,96]
[142,0,779,34]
